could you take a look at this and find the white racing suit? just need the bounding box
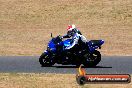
[65,33,87,50]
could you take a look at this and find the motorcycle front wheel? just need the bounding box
[39,53,55,67]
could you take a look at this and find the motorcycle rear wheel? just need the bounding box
[83,50,101,67]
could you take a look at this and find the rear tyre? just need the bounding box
[39,53,55,67]
[83,50,101,67]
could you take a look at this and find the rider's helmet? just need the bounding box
[67,24,76,31]
[67,24,76,36]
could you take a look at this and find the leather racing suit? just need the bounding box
[62,28,87,50]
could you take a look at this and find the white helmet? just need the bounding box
[67,24,76,31]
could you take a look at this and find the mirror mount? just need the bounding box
[51,33,53,38]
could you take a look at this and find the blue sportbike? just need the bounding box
[39,33,104,67]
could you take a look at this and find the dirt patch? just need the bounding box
[0,0,132,56]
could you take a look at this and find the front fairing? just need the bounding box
[47,38,56,52]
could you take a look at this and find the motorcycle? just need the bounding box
[39,33,104,67]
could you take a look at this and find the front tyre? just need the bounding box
[83,50,101,67]
[39,53,55,67]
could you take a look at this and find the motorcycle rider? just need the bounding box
[62,24,87,50]
[59,24,87,63]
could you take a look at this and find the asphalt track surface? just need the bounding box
[0,56,132,74]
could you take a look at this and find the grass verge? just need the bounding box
[0,0,132,56]
[0,73,131,88]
